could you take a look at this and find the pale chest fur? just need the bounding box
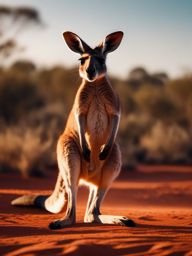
[86,94,109,149]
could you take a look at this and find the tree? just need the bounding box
[0,5,43,63]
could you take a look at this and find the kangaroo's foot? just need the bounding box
[84,214,135,227]
[49,217,75,230]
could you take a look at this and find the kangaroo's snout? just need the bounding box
[86,65,96,81]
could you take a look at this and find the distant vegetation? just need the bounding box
[0,61,192,176]
[0,4,43,62]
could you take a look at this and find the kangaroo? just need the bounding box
[11,31,135,229]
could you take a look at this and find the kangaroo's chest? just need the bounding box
[86,96,109,141]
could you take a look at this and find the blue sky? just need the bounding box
[2,0,192,78]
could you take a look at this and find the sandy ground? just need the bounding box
[0,165,192,256]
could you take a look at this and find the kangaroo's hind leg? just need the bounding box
[11,165,66,214]
[38,172,66,214]
[49,136,81,230]
[84,143,135,227]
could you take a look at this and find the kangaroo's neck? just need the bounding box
[81,75,111,89]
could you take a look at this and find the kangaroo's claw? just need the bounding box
[82,147,91,162]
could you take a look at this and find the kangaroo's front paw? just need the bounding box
[82,147,91,162]
[99,146,110,160]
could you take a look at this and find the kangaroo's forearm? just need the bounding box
[106,114,120,148]
[99,114,120,160]
[75,113,87,148]
[75,113,91,162]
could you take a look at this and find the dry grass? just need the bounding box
[0,126,52,176]
[141,121,190,163]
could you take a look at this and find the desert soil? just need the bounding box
[0,165,192,256]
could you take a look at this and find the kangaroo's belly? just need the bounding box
[86,99,109,149]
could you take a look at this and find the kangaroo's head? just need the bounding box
[63,31,123,82]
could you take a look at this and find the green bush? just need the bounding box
[0,70,43,123]
[133,85,180,122]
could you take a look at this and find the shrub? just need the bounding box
[166,75,192,123]
[38,66,79,110]
[140,121,190,163]
[0,70,43,123]
[133,85,180,122]
[0,126,52,177]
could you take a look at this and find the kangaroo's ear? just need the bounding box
[101,31,124,55]
[63,31,91,54]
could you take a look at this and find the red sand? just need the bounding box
[0,165,192,256]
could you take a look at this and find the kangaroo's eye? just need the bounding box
[78,57,88,65]
[80,58,85,65]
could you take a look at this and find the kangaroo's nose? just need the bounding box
[86,66,95,76]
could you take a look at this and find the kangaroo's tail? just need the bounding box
[11,192,66,214]
[11,195,48,209]
[11,174,66,214]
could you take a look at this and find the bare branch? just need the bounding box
[0,39,16,56]
[0,5,12,16]
[14,6,42,24]
[0,4,44,63]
